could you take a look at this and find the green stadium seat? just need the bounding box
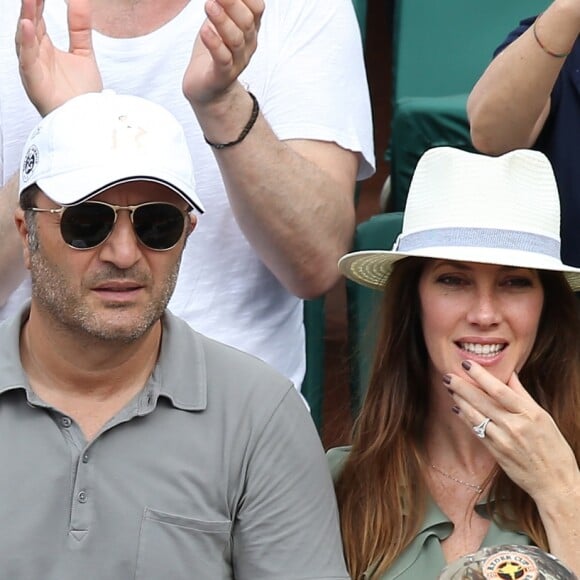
[388,0,550,211]
[347,212,404,413]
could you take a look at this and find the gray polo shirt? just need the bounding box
[0,306,348,579]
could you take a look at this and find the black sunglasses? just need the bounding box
[29,201,189,251]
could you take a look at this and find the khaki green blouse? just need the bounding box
[327,446,532,580]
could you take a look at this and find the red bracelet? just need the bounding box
[532,13,570,59]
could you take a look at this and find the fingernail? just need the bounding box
[442,374,452,385]
[461,360,472,371]
[447,388,455,396]
[207,0,221,16]
[451,405,460,414]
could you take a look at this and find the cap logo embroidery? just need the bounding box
[483,550,539,580]
[113,115,147,150]
[22,145,39,183]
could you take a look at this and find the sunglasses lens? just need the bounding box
[133,203,185,250]
[60,203,115,249]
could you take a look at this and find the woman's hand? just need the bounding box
[445,361,579,502]
[16,0,102,116]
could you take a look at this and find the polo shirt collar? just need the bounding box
[0,304,31,395]
[151,310,207,411]
[0,304,208,411]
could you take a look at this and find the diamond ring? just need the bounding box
[473,417,491,439]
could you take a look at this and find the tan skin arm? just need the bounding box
[190,85,357,299]
[467,0,580,154]
[184,0,358,298]
[16,0,360,299]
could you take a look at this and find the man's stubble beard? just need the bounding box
[29,243,181,345]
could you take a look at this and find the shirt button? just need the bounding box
[82,453,89,464]
[78,490,88,503]
[61,417,72,428]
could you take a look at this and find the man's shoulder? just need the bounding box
[162,311,295,401]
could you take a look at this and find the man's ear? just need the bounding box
[186,213,197,237]
[14,207,32,270]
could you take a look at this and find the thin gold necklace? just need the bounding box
[430,464,484,494]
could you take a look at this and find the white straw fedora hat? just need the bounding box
[339,147,580,292]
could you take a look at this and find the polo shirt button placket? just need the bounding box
[61,416,72,428]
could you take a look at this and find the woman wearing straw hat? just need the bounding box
[328,147,580,579]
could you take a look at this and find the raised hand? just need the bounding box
[182,0,264,105]
[16,0,102,116]
[446,361,579,501]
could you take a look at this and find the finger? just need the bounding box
[216,0,262,36]
[199,20,235,69]
[205,0,257,56]
[16,0,36,55]
[507,371,531,398]
[18,0,33,25]
[35,0,47,42]
[449,392,498,441]
[459,360,526,413]
[18,0,47,46]
[67,0,94,55]
[205,1,246,54]
[16,19,40,73]
[445,375,503,423]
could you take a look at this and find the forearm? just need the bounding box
[0,174,27,307]
[535,478,580,574]
[192,85,357,299]
[468,0,580,154]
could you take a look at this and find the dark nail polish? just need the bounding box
[451,405,460,414]
[447,388,455,396]
[461,360,472,371]
[442,374,452,385]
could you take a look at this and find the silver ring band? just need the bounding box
[473,417,491,439]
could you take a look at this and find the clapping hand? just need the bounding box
[182,0,264,106]
[16,0,102,116]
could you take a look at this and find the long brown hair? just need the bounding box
[335,258,580,579]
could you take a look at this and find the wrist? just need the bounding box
[189,84,257,143]
[203,92,259,150]
[534,475,580,520]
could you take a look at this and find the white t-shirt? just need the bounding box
[0,0,374,389]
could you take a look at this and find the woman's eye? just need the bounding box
[503,277,533,288]
[436,275,467,286]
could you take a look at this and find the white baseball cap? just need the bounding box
[339,147,580,291]
[19,91,204,213]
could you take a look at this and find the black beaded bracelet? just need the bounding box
[204,92,260,150]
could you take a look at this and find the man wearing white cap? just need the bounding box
[0,91,349,578]
[0,0,374,391]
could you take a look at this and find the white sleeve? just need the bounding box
[254,0,375,180]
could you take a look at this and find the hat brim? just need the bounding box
[36,164,204,213]
[339,247,580,292]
